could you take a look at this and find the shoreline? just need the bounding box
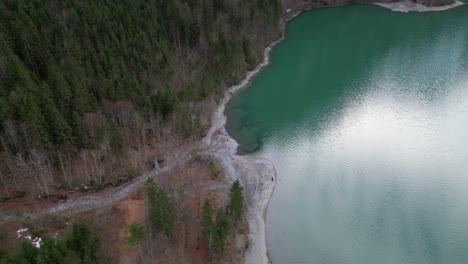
[202,39,282,264]
[375,0,464,12]
[201,1,463,263]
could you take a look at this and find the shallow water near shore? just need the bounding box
[226,3,468,264]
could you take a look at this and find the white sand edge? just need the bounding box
[202,39,282,264]
[375,0,464,12]
[201,1,466,263]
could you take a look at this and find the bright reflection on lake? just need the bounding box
[226,3,468,264]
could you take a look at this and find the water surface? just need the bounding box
[226,4,468,264]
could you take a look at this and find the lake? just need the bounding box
[226,3,468,264]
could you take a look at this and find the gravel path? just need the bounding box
[0,147,200,222]
[201,40,282,264]
[0,168,166,222]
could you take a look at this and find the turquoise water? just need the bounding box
[226,4,468,264]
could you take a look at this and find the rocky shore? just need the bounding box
[283,0,460,20]
[202,41,281,264]
[376,0,464,12]
[202,0,463,263]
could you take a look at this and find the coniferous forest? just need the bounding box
[0,0,282,196]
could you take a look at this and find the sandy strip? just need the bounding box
[1,0,463,260]
[375,0,464,12]
[202,1,465,263]
[202,39,283,264]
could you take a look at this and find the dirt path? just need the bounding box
[0,151,191,222]
[0,169,161,222]
[0,141,236,223]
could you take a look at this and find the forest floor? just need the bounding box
[0,134,249,263]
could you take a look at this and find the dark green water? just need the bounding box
[226,4,468,264]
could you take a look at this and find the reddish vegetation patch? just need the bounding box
[118,188,146,263]
[1,187,79,214]
[117,160,229,264]
[113,158,248,264]
[212,128,223,138]
[1,155,245,263]
[0,137,190,215]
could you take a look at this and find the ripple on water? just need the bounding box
[226,5,468,264]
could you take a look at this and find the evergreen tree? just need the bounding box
[215,208,230,252]
[5,223,99,264]
[230,179,244,223]
[36,236,77,264]
[124,222,146,260]
[188,18,201,48]
[145,179,176,242]
[202,0,213,41]
[202,199,213,234]
[201,199,231,260]
[109,121,124,155]
[70,111,85,146]
[14,241,39,264]
[0,250,9,264]
[0,0,282,196]
[124,222,146,251]
[44,103,73,145]
[213,0,225,19]
[65,223,100,263]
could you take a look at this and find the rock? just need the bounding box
[414,0,455,6]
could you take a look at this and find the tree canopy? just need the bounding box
[0,0,283,195]
[230,179,244,223]
[0,223,101,264]
[145,179,176,242]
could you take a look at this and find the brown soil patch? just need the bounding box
[0,155,245,263]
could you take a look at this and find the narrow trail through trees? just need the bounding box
[0,139,233,223]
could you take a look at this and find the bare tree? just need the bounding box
[30,149,51,196]
[2,152,19,191]
[15,152,49,196]
[80,149,91,183]
[58,150,71,187]
[90,150,102,185]
[0,169,9,197]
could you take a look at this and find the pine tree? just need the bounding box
[65,223,100,263]
[202,0,213,42]
[44,103,73,145]
[215,208,230,251]
[188,18,200,48]
[124,222,146,260]
[201,199,231,260]
[14,241,39,264]
[145,179,176,242]
[124,222,146,250]
[213,0,225,19]
[0,250,9,264]
[230,179,244,223]
[202,199,213,234]
[70,111,85,146]
[109,121,124,155]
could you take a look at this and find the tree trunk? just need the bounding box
[138,246,144,263]
[81,150,90,183]
[31,150,50,196]
[58,151,71,186]
[91,151,100,184]
[0,170,9,197]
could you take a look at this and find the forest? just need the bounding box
[0,0,282,196]
[0,222,100,264]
